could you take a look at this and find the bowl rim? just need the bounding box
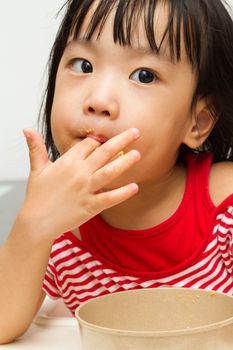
[75,288,233,337]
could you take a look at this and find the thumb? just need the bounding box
[23,128,49,171]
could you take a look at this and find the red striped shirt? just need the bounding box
[43,154,233,313]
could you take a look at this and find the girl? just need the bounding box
[1,0,233,344]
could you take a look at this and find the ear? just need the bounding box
[183,100,216,149]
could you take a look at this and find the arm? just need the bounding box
[0,128,140,344]
[0,216,48,343]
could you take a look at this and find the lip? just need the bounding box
[86,133,109,144]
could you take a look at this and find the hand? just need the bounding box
[21,128,141,238]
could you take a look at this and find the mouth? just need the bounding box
[79,129,126,159]
[87,133,109,144]
[80,129,109,144]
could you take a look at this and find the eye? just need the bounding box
[130,69,157,84]
[71,58,93,74]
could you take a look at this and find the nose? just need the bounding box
[83,85,119,119]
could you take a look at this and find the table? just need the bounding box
[0,323,81,349]
[0,298,82,349]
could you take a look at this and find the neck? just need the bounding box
[100,163,187,230]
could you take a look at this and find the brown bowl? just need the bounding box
[75,288,233,350]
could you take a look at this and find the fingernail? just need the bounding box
[130,128,140,138]
[130,183,139,193]
[130,149,141,160]
[23,129,30,139]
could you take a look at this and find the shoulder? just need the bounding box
[209,161,233,207]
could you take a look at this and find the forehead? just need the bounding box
[79,0,167,40]
[68,0,187,63]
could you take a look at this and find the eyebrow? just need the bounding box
[128,45,175,64]
[65,37,175,65]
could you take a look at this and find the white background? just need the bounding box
[0,0,64,180]
[0,0,233,180]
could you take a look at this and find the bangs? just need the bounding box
[63,0,207,70]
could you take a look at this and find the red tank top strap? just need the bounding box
[186,152,215,212]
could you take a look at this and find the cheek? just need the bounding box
[51,79,82,144]
[134,111,187,162]
[50,98,63,149]
[50,99,76,154]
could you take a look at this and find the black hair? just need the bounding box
[39,0,233,162]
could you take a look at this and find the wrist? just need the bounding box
[11,206,58,246]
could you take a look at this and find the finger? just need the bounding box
[91,149,141,192]
[23,128,49,171]
[87,128,140,173]
[65,136,101,160]
[95,183,139,211]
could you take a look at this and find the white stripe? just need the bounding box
[100,268,116,275]
[67,286,107,306]
[217,232,232,242]
[54,249,92,265]
[216,213,225,220]
[221,251,231,259]
[56,255,88,272]
[203,237,218,252]
[52,240,68,253]
[63,276,115,299]
[212,225,219,234]
[43,279,60,296]
[217,279,233,293]
[65,281,123,305]
[221,259,232,267]
[140,280,159,288]
[217,225,231,235]
[61,271,93,290]
[78,252,94,261]
[156,245,220,284]
[161,252,220,287]
[108,284,122,293]
[90,269,107,278]
[53,251,76,265]
[220,215,233,225]
[61,266,117,291]
[120,281,139,289]
[194,261,225,288]
[64,279,102,302]
[209,269,228,290]
[182,254,221,287]
[59,263,90,281]
[111,275,138,282]
[51,243,82,264]
[85,260,102,269]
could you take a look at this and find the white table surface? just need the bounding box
[0,323,81,349]
[0,298,82,349]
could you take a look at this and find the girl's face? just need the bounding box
[51,3,198,189]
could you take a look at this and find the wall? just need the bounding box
[0,0,64,180]
[0,0,233,180]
